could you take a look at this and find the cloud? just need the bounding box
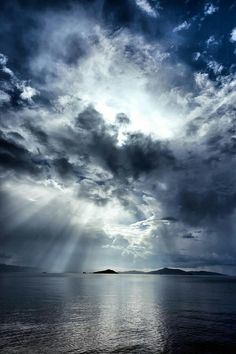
[204,3,219,16]
[116,113,130,126]
[135,0,159,18]
[0,132,43,177]
[173,21,191,33]
[20,86,38,102]
[230,28,236,42]
[159,217,178,223]
[182,233,196,239]
[206,35,219,47]
[0,90,10,106]
[193,52,201,61]
[0,53,38,107]
[207,60,223,74]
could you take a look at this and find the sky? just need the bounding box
[0,0,236,274]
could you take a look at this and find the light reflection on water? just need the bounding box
[0,274,236,353]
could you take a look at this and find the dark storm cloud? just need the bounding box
[0,131,42,177]
[161,252,236,268]
[6,131,25,141]
[121,132,175,178]
[58,105,177,181]
[182,233,196,240]
[0,94,176,204]
[23,104,175,215]
[53,157,76,179]
[159,217,178,222]
[179,188,236,221]
[159,145,236,227]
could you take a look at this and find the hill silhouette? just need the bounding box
[147,268,223,276]
[119,268,225,276]
[93,269,118,274]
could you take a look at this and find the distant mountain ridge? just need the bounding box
[120,267,225,276]
[147,267,224,276]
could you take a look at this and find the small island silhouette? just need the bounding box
[93,269,118,274]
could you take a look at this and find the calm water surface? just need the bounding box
[0,274,236,354]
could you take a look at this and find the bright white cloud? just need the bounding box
[230,28,236,42]
[20,85,38,101]
[31,17,187,140]
[136,0,158,18]
[189,72,236,129]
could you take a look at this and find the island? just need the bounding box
[93,269,118,274]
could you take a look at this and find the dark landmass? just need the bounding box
[94,267,225,275]
[148,267,186,275]
[147,268,224,276]
[0,263,38,272]
[93,269,118,274]
[113,267,225,276]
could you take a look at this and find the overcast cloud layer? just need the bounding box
[0,0,236,274]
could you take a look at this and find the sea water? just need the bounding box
[0,274,236,353]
